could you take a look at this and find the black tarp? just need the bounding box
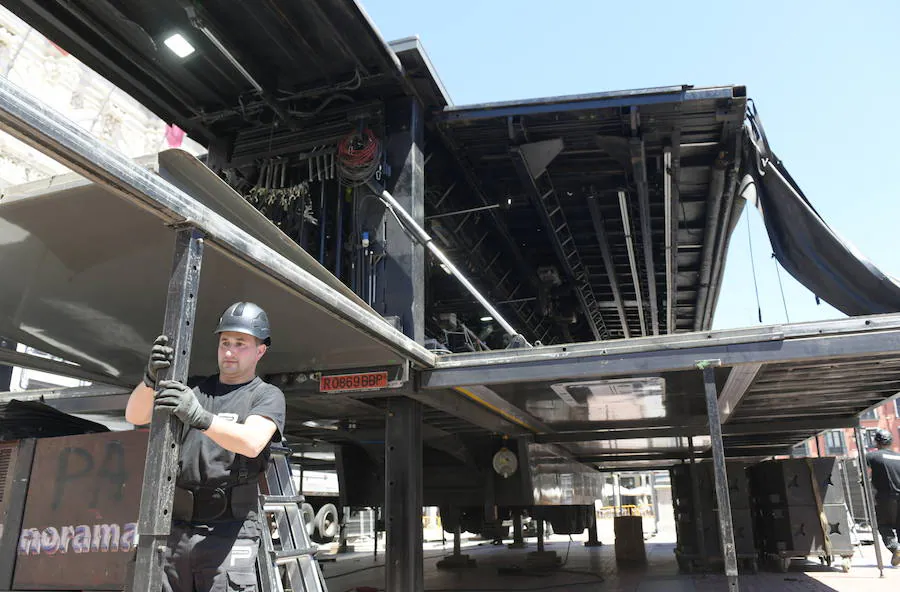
[742,104,900,316]
[0,400,109,440]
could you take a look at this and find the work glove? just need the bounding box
[155,380,214,431]
[143,335,173,388]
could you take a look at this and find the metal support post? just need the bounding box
[701,363,739,592]
[525,516,561,570]
[337,507,351,553]
[509,511,527,549]
[385,398,424,590]
[437,519,476,569]
[585,506,602,547]
[854,426,885,577]
[613,473,621,513]
[0,438,35,588]
[687,436,707,572]
[128,227,204,592]
[650,472,660,536]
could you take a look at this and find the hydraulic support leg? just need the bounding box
[536,519,545,553]
[129,227,204,592]
[437,523,476,569]
[385,398,424,590]
[701,363,739,592]
[585,506,602,547]
[855,425,884,577]
[527,518,561,570]
[509,511,527,549]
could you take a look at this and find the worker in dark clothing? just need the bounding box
[125,302,286,592]
[865,428,900,567]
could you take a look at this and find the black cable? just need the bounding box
[746,212,763,323]
[772,253,791,323]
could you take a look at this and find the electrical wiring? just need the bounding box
[338,129,382,187]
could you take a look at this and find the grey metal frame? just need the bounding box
[422,314,900,388]
[129,227,205,592]
[701,363,739,591]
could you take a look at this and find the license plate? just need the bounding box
[319,371,389,393]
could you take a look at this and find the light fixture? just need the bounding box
[163,33,196,58]
[480,316,493,322]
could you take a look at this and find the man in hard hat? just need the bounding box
[125,302,286,592]
[866,428,900,566]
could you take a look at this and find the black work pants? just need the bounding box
[875,497,900,552]
[163,519,260,592]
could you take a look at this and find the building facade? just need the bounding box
[794,399,900,458]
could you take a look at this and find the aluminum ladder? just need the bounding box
[257,444,328,592]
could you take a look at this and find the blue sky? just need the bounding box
[363,0,900,331]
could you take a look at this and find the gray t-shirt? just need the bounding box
[178,375,286,491]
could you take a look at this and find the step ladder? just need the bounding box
[257,444,328,592]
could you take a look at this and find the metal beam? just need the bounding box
[577,451,694,463]
[722,418,856,434]
[663,146,675,334]
[0,384,131,413]
[587,194,629,337]
[0,348,131,387]
[718,363,763,422]
[629,136,659,335]
[694,153,727,330]
[436,86,741,122]
[406,388,532,436]
[703,133,744,330]
[537,427,700,442]
[422,315,900,388]
[131,227,204,592]
[534,417,854,443]
[618,190,647,335]
[510,147,606,340]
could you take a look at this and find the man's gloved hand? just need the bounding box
[143,335,173,388]
[155,380,214,430]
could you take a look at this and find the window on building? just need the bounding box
[860,408,879,420]
[865,428,881,449]
[894,399,900,418]
[791,442,809,458]
[824,430,846,455]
